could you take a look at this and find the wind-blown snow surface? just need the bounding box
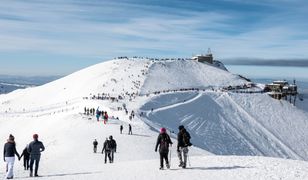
[1,59,308,179]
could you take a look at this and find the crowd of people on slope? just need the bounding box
[92,124,190,170]
[83,91,139,103]
[95,108,109,124]
[3,124,191,179]
[83,107,96,116]
[3,134,45,179]
[83,107,111,124]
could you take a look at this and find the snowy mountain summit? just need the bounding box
[1,58,308,180]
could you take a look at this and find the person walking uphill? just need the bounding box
[155,128,172,170]
[177,125,192,168]
[28,134,45,177]
[3,134,20,179]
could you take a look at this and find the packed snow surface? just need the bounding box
[1,59,308,180]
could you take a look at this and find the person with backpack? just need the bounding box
[93,139,98,153]
[155,128,172,170]
[3,134,20,179]
[28,134,45,177]
[177,125,192,168]
[102,136,116,164]
[19,145,30,170]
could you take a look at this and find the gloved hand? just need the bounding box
[177,149,180,153]
[155,149,157,152]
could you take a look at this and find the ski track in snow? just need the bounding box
[149,92,202,114]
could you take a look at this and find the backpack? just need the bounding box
[183,131,192,146]
[160,134,169,152]
[104,140,111,151]
[109,140,116,150]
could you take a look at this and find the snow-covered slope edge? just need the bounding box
[140,60,246,95]
[141,91,308,161]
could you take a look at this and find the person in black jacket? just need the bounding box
[3,134,20,179]
[120,125,123,134]
[177,125,191,168]
[102,136,117,164]
[19,146,30,170]
[28,134,45,177]
[93,139,98,153]
[128,124,132,135]
[102,138,111,163]
[108,136,117,163]
[155,128,172,170]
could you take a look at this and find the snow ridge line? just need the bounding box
[223,93,304,160]
[150,93,202,114]
[142,92,201,133]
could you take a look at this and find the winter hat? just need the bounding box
[178,125,184,130]
[9,134,14,141]
[160,128,166,133]
[33,134,38,139]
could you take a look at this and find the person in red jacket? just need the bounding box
[103,111,108,124]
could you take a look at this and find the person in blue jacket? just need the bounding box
[28,134,45,177]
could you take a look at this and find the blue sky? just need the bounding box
[0,0,308,76]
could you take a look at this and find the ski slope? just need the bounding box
[1,58,308,179]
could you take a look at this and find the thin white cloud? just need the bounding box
[0,0,307,60]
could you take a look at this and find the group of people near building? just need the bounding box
[3,134,45,179]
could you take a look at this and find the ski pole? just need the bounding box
[169,150,172,167]
[187,153,191,167]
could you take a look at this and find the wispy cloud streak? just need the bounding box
[0,0,307,63]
